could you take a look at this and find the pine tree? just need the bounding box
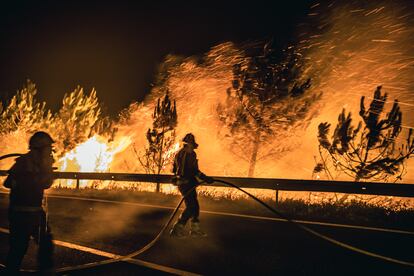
[139,92,177,192]
[218,42,321,177]
[51,86,102,156]
[0,80,51,135]
[315,86,414,182]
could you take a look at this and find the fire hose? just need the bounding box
[0,153,414,273]
[0,152,199,273]
[0,188,191,274]
[0,153,24,161]
[55,185,197,273]
[214,179,414,268]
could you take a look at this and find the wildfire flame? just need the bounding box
[57,135,131,188]
[1,1,413,208]
[162,142,180,167]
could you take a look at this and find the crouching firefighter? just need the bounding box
[170,133,214,238]
[3,131,55,275]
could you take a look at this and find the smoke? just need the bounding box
[282,0,414,181]
[114,1,414,182]
[1,0,412,188]
[1,1,414,243]
[47,193,174,250]
[113,42,248,176]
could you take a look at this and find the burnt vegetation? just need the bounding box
[315,86,414,182]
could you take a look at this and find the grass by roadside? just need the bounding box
[33,187,414,232]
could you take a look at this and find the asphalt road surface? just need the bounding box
[0,192,413,275]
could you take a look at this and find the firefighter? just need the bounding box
[170,133,214,238]
[3,131,55,275]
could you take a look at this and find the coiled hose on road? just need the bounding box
[0,153,413,274]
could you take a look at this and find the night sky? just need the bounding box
[0,0,312,116]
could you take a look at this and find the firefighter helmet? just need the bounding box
[182,133,198,148]
[29,131,55,149]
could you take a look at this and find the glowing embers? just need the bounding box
[58,135,131,188]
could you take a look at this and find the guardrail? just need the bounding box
[1,170,413,198]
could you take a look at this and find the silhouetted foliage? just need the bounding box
[138,92,177,191]
[315,86,414,182]
[218,42,321,176]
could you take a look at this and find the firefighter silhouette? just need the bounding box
[170,133,214,238]
[3,131,55,274]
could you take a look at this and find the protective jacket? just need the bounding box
[173,146,204,180]
[3,152,55,273]
[4,153,54,209]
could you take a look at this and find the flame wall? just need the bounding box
[113,1,414,183]
[1,1,413,198]
[288,0,414,182]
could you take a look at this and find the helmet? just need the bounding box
[29,131,55,150]
[182,133,198,148]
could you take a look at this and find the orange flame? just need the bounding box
[57,135,131,188]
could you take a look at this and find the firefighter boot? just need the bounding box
[190,221,207,238]
[169,222,187,239]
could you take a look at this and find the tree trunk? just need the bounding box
[156,128,165,193]
[248,130,261,177]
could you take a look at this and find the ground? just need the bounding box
[0,189,413,275]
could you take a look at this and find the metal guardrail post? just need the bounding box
[275,183,280,206]
[76,179,80,190]
[275,189,279,206]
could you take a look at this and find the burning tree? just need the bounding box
[51,86,102,156]
[0,80,51,135]
[138,92,177,192]
[217,43,321,177]
[315,86,414,182]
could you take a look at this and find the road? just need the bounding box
[0,192,413,275]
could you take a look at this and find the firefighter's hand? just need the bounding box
[199,173,214,184]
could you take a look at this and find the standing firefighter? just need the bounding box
[3,131,55,274]
[170,133,214,238]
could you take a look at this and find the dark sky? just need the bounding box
[0,0,312,116]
